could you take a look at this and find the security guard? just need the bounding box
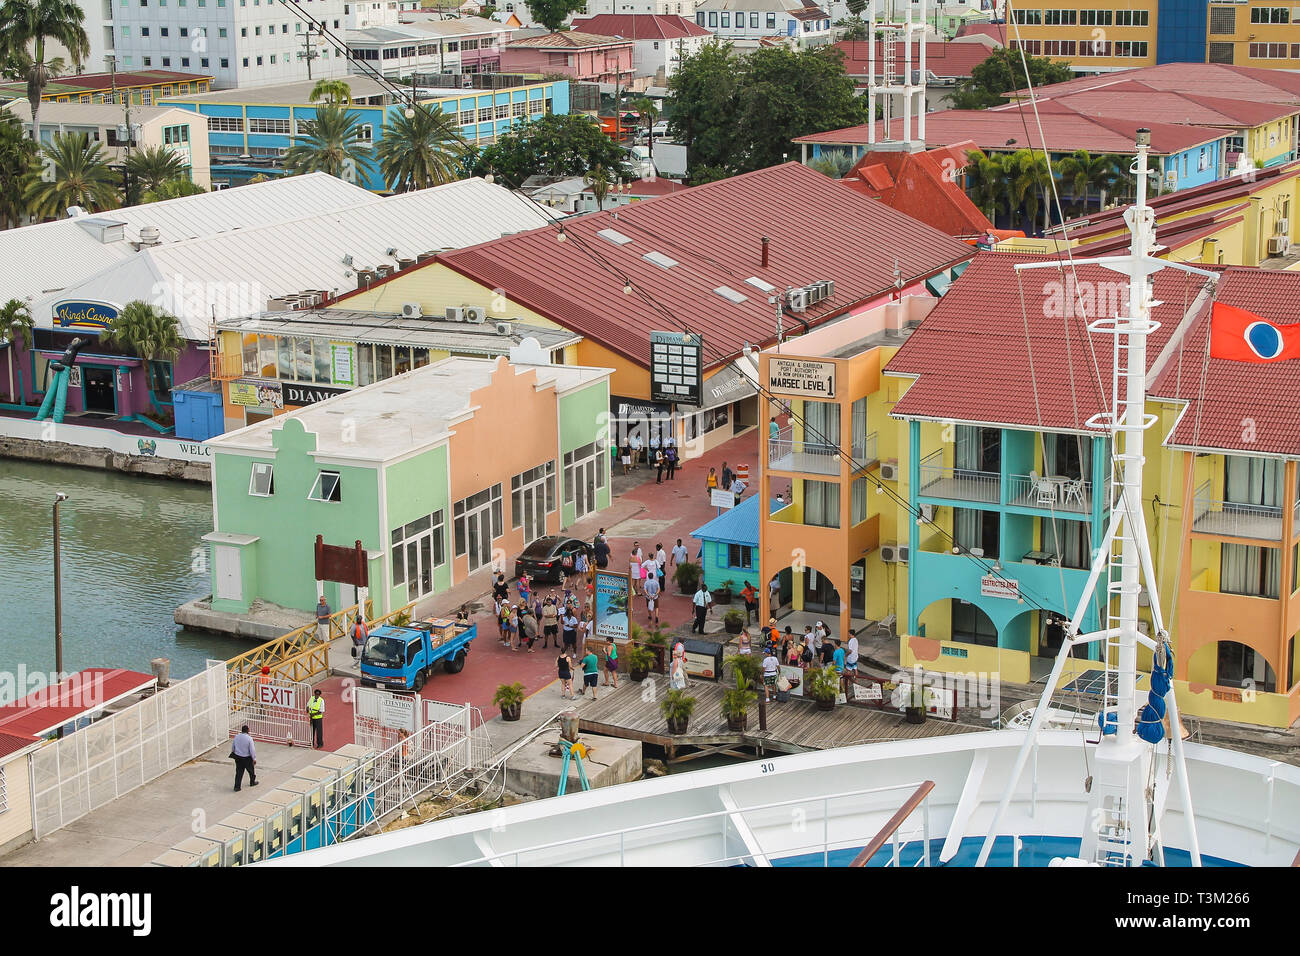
[307,688,326,749]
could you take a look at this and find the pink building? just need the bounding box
[500,31,635,86]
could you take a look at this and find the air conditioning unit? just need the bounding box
[880,544,899,563]
[495,321,512,335]
[464,306,486,324]
[787,289,809,313]
[401,302,422,319]
[897,545,910,565]
[445,306,465,322]
[879,459,899,481]
[918,503,934,523]
[1277,218,1290,234]
[1268,236,1289,255]
[806,283,824,305]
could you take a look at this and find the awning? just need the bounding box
[614,397,672,421]
[698,364,758,411]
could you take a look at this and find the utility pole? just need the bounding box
[298,26,319,79]
[109,56,134,203]
[53,493,68,695]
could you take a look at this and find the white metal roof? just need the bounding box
[207,355,610,461]
[2,100,199,127]
[33,178,560,339]
[1,173,376,307]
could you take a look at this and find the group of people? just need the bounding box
[704,461,747,502]
[493,572,592,655]
[618,432,680,481]
[736,618,860,704]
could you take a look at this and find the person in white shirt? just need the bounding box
[670,538,688,569]
[844,629,860,694]
[691,583,712,634]
[629,432,643,466]
[761,651,780,703]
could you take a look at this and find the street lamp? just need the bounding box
[53,493,68,680]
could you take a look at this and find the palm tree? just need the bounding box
[375,103,467,192]
[24,131,119,218]
[102,300,184,410]
[0,110,36,227]
[125,144,188,199]
[0,298,34,406]
[309,78,352,106]
[142,178,205,203]
[634,96,659,168]
[0,0,90,144]
[283,103,376,184]
[809,151,854,179]
[1004,149,1052,235]
[963,150,1005,223]
[1056,149,1125,215]
[585,163,612,211]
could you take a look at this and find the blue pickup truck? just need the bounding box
[359,618,476,692]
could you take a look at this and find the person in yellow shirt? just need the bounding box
[307,688,326,749]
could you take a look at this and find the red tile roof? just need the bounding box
[507,30,633,48]
[841,142,995,237]
[885,251,1211,430]
[955,21,1007,44]
[835,39,997,79]
[625,177,690,196]
[1029,88,1298,130]
[36,70,210,92]
[1152,268,1300,456]
[0,668,156,741]
[0,731,37,761]
[571,14,712,39]
[336,164,973,371]
[1009,63,1300,105]
[794,107,1232,156]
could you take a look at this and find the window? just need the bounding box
[162,57,171,67]
[453,484,504,560]
[802,479,840,528]
[954,507,999,559]
[142,26,150,35]
[1044,39,1076,56]
[221,58,229,68]
[1012,39,1043,55]
[494,102,509,120]
[458,108,474,125]
[512,100,526,117]
[708,11,716,26]
[477,106,492,122]
[241,27,247,37]
[1209,7,1236,34]
[952,601,997,647]
[1042,517,1088,569]
[1043,9,1075,24]
[219,27,227,36]
[1115,9,1148,26]
[161,27,169,35]
[1250,42,1288,59]
[249,462,275,496]
[208,116,244,131]
[511,461,556,539]
[1115,41,1148,58]
[248,118,292,134]
[721,12,729,26]
[1217,641,1276,693]
[1012,8,1041,24]
[1252,6,1289,23]
[1224,456,1285,508]
[390,510,445,599]
[1079,9,1111,25]
[727,544,753,568]
[749,12,758,27]
[1081,39,1110,56]
[1221,543,1280,598]
[851,476,868,526]
[766,12,775,28]
[163,124,190,145]
[256,56,263,66]
[182,57,191,67]
[308,471,342,502]
[563,439,605,517]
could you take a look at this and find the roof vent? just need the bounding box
[397,257,416,270]
[745,276,776,293]
[597,227,634,245]
[642,251,677,269]
[376,264,394,278]
[714,285,748,304]
[138,225,161,246]
[74,217,127,244]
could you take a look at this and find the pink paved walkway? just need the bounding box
[306,430,764,746]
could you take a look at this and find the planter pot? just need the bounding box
[501,703,522,722]
[725,712,748,732]
[815,696,835,712]
[723,618,743,635]
[905,706,926,724]
[666,717,690,735]
[714,590,733,605]
[630,667,650,683]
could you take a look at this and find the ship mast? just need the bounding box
[976,130,1215,867]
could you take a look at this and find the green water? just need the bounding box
[0,459,251,681]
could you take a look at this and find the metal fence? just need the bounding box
[1192,480,1283,541]
[30,662,227,839]
[228,673,312,747]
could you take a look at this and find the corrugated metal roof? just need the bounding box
[571,14,712,39]
[422,163,974,371]
[1009,63,1300,106]
[1,173,376,307]
[33,178,559,339]
[508,30,632,48]
[690,495,778,547]
[0,669,155,741]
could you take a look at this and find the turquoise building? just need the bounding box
[690,495,775,593]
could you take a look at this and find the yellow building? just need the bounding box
[1207,1,1300,71]
[1007,0,1159,71]
[0,69,211,107]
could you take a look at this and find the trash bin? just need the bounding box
[680,639,723,680]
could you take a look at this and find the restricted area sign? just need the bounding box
[710,488,735,510]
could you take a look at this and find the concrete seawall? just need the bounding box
[0,435,210,483]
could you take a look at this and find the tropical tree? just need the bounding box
[949,47,1074,110]
[1003,149,1053,235]
[584,163,612,211]
[529,0,586,31]
[471,112,631,186]
[0,110,37,227]
[633,96,659,167]
[24,131,119,218]
[376,103,467,192]
[0,0,90,144]
[142,178,205,203]
[102,300,184,409]
[309,78,352,106]
[0,298,34,405]
[1055,149,1127,215]
[282,103,376,184]
[962,150,1005,222]
[668,41,741,175]
[125,144,188,199]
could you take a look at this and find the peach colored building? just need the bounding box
[500,31,636,86]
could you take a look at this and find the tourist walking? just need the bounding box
[737,628,751,656]
[315,595,331,642]
[541,597,559,648]
[629,432,643,467]
[844,629,859,696]
[594,533,610,570]
[603,640,620,689]
[721,461,733,490]
[655,543,668,593]
[520,604,538,652]
[629,543,643,596]
[575,548,589,587]
[231,725,258,792]
[518,570,531,605]
[740,581,758,625]
[578,646,600,699]
[643,571,661,625]
[654,448,665,483]
[307,688,326,749]
[557,649,575,700]
[621,441,632,476]
[761,648,780,703]
[670,538,688,572]
[562,607,579,656]
[705,467,718,498]
[691,582,713,634]
[350,614,368,658]
[665,443,677,480]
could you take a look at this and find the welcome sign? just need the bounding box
[53,300,119,333]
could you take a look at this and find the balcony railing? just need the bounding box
[1007,473,1105,514]
[1192,480,1283,541]
[767,429,876,475]
[918,450,999,503]
[211,351,245,382]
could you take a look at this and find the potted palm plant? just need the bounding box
[722,607,746,635]
[659,689,696,735]
[493,682,525,721]
[626,644,656,682]
[722,674,757,732]
[714,579,735,605]
[673,560,702,595]
[726,652,761,687]
[905,679,928,724]
[807,665,840,712]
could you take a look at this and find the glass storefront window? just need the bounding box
[394,347,412,376]
[241,333,258,374]
[258,336,277,377]
[376,345,393,380]
[294,338,314,382]
[358,344,374,386]
[413,347,429,369]
[314,341,332,383]
[277,338,294,379]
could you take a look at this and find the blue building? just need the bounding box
[691,496,780,593]
[163,74,570,192]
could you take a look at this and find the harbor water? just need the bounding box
[0,459,250,684]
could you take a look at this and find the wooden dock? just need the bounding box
[577,680,976,763]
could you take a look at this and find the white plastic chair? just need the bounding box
[1064,478,1086,508]
[1034,471,1057,506]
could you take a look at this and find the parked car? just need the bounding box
[514,535,592,583]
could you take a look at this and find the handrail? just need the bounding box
[849,780,936,867]
[226,598,397,682]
